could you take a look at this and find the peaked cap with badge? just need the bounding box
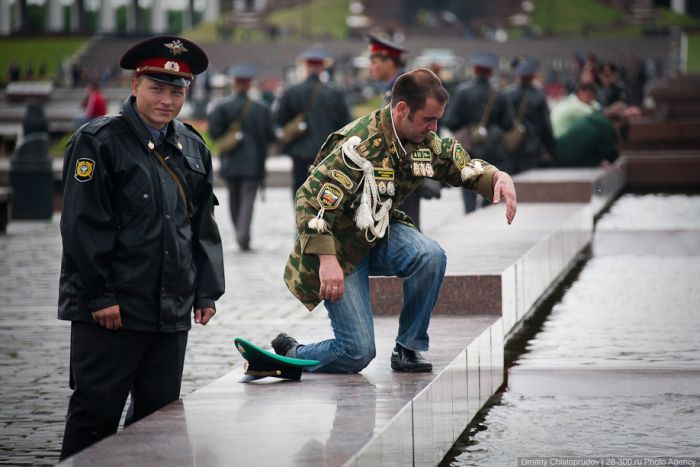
[300,46,330,65]
[469,52,498,71]
[234,338,319,382]
[367,33,408,60]
[229,62,256,81]
[513,57,539,77]
[120,35,209,87]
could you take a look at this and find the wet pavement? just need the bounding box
[0,186,308,465]
[446,194,700,465]
[0,186,478,466]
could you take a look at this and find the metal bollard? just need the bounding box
[9,100,54,220]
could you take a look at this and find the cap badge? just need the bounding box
[164,61,180,72]
[165,40,188,56]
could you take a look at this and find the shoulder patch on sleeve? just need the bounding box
[452,142,468,171]
[74,158,96,182]
[317,183,344,210]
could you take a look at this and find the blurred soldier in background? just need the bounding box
[208,63,275,251]
[275,47,352,197]
[444,52,514,213]
[505,58,555,173]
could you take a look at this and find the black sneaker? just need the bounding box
[271,333,299,357]
[390,344,433,372]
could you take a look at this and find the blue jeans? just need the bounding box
[292,222,447,373]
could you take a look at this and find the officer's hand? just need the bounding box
[195,308,216,325]
[92,305,122,330]
[492,171,517,225]
[318,254,345,302]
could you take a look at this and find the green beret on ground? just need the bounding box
[234,337,320,382]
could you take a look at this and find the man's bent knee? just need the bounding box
[335,344,376,373]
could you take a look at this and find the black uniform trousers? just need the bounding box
[226,178,259,251]
[292,158,315,197]
[60,321,188,460]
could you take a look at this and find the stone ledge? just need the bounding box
[59,315,502,467]
[371,203,593,328]
[511,167,625,215]
[620,150,700,190]
[58,186,599,466]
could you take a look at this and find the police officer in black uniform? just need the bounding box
[208,63,275,251]
[274,47,351,196]
[505,57,555,174]
[444,52,514,213]
[58,35,225,459]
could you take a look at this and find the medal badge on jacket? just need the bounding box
[410,149,434,177]
[373,161,395,196]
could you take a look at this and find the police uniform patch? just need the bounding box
[317,183,343,210]
[74,158,95,182]
[330,170,354,191]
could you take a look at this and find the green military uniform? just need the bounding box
[284,105,499,310]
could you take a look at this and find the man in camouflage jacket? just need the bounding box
[273,69,517,373]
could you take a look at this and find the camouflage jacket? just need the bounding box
[284,105,499,310]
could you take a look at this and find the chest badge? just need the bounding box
[74,158,95,182]
[410,149,434,177]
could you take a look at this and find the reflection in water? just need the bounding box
[447,194,700,465]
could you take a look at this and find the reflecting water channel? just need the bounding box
[443,194,700,466]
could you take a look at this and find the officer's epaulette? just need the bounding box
[425,131,443,156]
[79,115,115,136]
[178,120,206,146]
[355,132,384,161]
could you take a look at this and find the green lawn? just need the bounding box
[187,0,348,42]
[530,0,700,38]
[532,0,621,36]
[687,34,700,74]
[0,37,87,85]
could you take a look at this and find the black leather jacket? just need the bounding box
[58,96,225,332]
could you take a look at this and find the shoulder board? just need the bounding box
[354,132,384,160]
[79,115,115,136]
[177,121,206,145]
[426,131,443,156]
